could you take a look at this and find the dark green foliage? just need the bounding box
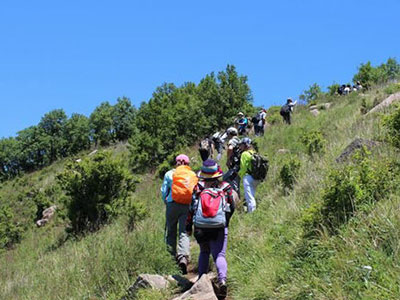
[130,65,252,171]
[279,157,301,193]
[89,102,115,146]
[382,104,400,148]
[38,109,68,162]
[300,130,326,156]
[0,202,23,250]
[57,151,140,233]
[302,150,399,236]
[113,97,136,141]
[64,113,91,155]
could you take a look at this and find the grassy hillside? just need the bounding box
[1,83,400,299]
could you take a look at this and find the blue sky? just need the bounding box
[1,0,399,138]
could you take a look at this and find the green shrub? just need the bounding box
[57,151,139,234]
[0,203,23,249]
[266,106,282,125]
[300,130,326,156]
[302,150,399,236]
[360,98,369,115]
[279,157,301,193]
[382,104,400,148]
[384,82,400,95]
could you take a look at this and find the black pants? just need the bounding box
[281,112,291,125]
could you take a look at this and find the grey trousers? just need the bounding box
[165,202,190,258]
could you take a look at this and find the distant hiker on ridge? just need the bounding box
[161,154,198,274]
[252,109,267,136]
[186,159,235,299]
[280,98,297,125]
[235,112,248,135]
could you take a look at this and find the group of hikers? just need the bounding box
[161,115,270,298]
[338,81,363,95]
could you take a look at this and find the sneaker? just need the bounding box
[178,256,188,275]
[217,280,227,299]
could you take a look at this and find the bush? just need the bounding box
[382,104,400,148]
[300,130,326,156]
[384,82,400,95]
[57,151,140,234]
[279,157,301,193]
[0,203,23,249]
[266,106,282,125]
[302,150,399,236]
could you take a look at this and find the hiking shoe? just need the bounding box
[217,280,227,299]
[178,256,188,275]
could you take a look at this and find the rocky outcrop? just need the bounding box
[366,92,400,115]
[172,274,218,300]
[336,138,379,163]
[121,274,170,299]
[277,149,290,154]
[310,109,320,117]
[36,205,57,227]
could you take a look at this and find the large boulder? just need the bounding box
[121,274,170,300]
[36,205,57,227]
[172,274,218,300]
[336,138,379,163]
[367,92,400,115]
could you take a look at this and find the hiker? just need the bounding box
[238,138,268,213]
[211,131,228,161]
[224,127,241,194]
[338,84,345,95]
[235,112,248,135]
[199,136,214,162]
[186,159,235,299]
[343,84,351,95]
[161,154,198,274]
[355,81,363,91]
[252,109,267,136]
[280,98,297,125]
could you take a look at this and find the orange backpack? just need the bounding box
[172,165,198,204]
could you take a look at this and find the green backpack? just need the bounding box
[249,153,269,181]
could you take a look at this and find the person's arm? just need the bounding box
[186,185,200,235]
[161,170,172,204]
[238,150,252,178]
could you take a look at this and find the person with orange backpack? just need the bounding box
[186,159,235,299]
[161,154,198,274]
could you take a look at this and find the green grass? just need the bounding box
[1,87,400,299]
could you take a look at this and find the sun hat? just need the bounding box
[198,159,224,179]
[287,98,293,103]
[176,154,190,165]
[237,112,244,116]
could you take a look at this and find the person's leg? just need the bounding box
[209,228,228,283]
[243,175,257,212]
[198,242,211,277]
[165,202,178,256]
[177,204,190,258]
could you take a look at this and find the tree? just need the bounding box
[38,109,68,162]
[64,113,91,155]
[0,138,20,180]
[112,97,136,141]
[89,102,114,146]
[299,83,322,103]
[16,126,50,171]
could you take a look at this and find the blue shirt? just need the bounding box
[161,169,175,203]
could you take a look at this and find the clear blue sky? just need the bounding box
[1,0,399,138]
